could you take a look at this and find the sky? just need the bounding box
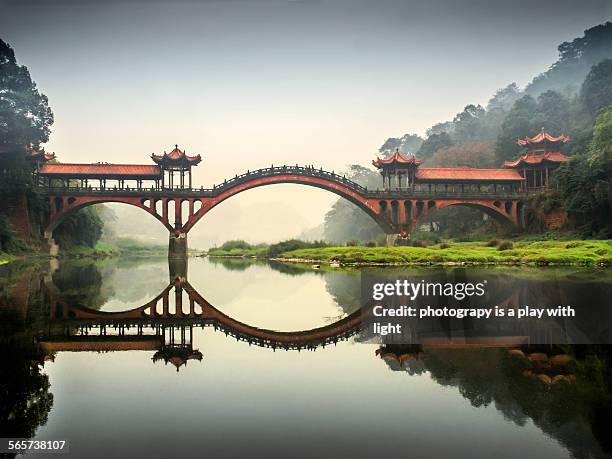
[1,0,611,246]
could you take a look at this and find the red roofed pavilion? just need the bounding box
[504,128,570,189]
[372,148,423,189]
[151,145,202,189]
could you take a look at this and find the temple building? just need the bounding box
[151,145,202,189]
[372,148,524,193]
[503,128,570,189]
[372,149,422,189]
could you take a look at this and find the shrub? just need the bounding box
[486,239,500,247]
[497,240,514,251]
[439,243,450,249]
[565,242,581,249]
[267,239,328,257]
[365,241,377,247]
[346,240,358,247]
[219,240,253,251]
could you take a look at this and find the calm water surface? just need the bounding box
[1,257,611,459]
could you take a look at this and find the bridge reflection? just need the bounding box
[42,276,363,370]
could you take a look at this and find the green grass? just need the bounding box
[62,241,120,258]
[276,240,612,266]
[207,246,269,258]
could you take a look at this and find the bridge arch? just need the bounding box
[406,199,522,233]
[45,195,175,235]
[182,172,391,233]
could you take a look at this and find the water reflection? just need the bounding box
[0,258,611,458]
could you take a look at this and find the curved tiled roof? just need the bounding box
[372,149,423,168]
[503,151,569,168]
[517,128,569,147]
[40,163,162,178]
[416,167,523,182]
[29,149,56,162]
[151,145,202,167]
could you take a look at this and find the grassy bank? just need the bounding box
[275,240,612,266]
[60,238,168,259]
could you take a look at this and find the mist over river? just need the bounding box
[1,256,611,459]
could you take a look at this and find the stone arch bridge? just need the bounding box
[42,165,526,255]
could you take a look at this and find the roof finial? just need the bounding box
[175,144,178,150]
[541,127,545,133]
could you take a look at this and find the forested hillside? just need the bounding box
[324,22,612,242]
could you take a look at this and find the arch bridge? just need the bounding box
[41,165,526,255]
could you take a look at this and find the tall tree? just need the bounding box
[379,133,423,156]
[495,95,538,162]
[581,59,612,116]
[526,22,612,96]
[416,132,453,161]
[0,39,53,151]
[556,107,612,236]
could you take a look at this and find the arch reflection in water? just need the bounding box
[42,276,364,371]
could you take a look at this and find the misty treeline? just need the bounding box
[324,22,612,242]
[0,38,105,251]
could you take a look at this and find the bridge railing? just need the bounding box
[210,165,368,194]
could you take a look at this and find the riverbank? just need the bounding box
[210,240,612,267]
[0,238,170,264]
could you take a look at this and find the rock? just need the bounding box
[508,349,526,359]
[537,374,552,385]
[528,353,549,363]
[550,354,573,366]
[552,375,570,384]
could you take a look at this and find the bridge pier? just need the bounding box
[386,234,399,247]
[168,231,188,259]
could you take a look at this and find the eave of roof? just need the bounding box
[503,151,569,168]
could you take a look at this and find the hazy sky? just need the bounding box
[1,0,611,245]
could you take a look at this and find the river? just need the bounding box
[1,256,611,458]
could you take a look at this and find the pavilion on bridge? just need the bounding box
[503,128,570,189]
[151,145,201,189]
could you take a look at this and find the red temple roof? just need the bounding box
[151,145,202,168]
[29,148,56,162]
[40,163,162,178]
[372,149,423,168]
[503,151,569,168]
[517,128,569,147]
[416,168,524,182]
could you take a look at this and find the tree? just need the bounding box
[526,22,612,96]
[495,95,538,162]
[487,83,522,115]
[581,59,612,116]
[452,104,491,144]
[0,38,53,150]
[322,165,384,243]
[416,132,453,161]
[428,141,496,168]
[556,107,612,236]
[379,133,423,156]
